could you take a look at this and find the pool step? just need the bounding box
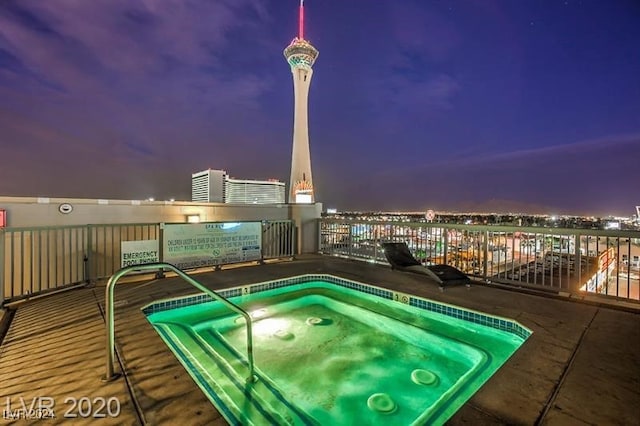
[153,322,316,426]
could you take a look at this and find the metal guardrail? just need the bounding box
[262,220,296,260]
[103,262,255,383]
[1,221,297,306]
[0,225,89,304]
[88,223,159,282]
[319,219,640,302]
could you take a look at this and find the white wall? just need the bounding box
[0,196,322,254]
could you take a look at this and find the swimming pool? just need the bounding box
[143,274,531,425]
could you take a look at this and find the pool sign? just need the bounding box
[121,240,159,267]
[163,222,262,269]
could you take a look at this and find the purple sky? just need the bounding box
[1,0,639,216]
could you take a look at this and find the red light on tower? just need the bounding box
[299,0,305,39]
[0,209,6,228]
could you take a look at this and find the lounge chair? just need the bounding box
[381,242,471,290]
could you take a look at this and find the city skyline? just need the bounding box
[0,1,639,216]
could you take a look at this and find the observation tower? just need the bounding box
[284,0,319,204]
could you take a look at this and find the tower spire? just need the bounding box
[299,0,304,40]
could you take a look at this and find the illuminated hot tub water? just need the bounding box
[143,275,530,425]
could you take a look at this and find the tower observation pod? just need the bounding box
[284,0,318,204]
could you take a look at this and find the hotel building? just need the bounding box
[191,169,285,204]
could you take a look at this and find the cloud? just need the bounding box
[437,132,640,169]
[0,0,279,184]
[0,0,274,104]
[390,73,461,110]
[0,106,193,199]
[363,70,461,124]
[0,0,270,78]
[360,2,463,124]
[361,71,461,141]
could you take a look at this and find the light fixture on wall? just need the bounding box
[186,214,201,224]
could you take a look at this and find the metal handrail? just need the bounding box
[102,262,255,383]
[319,218,640,301]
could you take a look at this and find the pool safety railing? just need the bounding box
[319,218,640,302]
[1,220,296,307]
[103,262,256,383]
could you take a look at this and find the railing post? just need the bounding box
[574,234,582,294]
[0,229,5,306]
[156,224,165,278]
[373,226,378,262]
[85,225,91,284]
[483,231,489,280]
[88,225,95,283]
[102,270,119,382]
[20,230,25,297]
[443,228,449,265]
[259,221,266,264]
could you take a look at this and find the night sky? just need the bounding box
[1,1,638,216]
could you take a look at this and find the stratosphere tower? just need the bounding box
[284,0,318,203]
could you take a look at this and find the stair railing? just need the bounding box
[102,262,255,384]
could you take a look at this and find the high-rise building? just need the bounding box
[225,178,285,204]
[191,169,285,204]
[191,169,226,202]
[284,0,318,204]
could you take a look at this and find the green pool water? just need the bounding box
[145,279,529,425]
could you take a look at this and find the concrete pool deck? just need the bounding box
[1,255,639,425]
